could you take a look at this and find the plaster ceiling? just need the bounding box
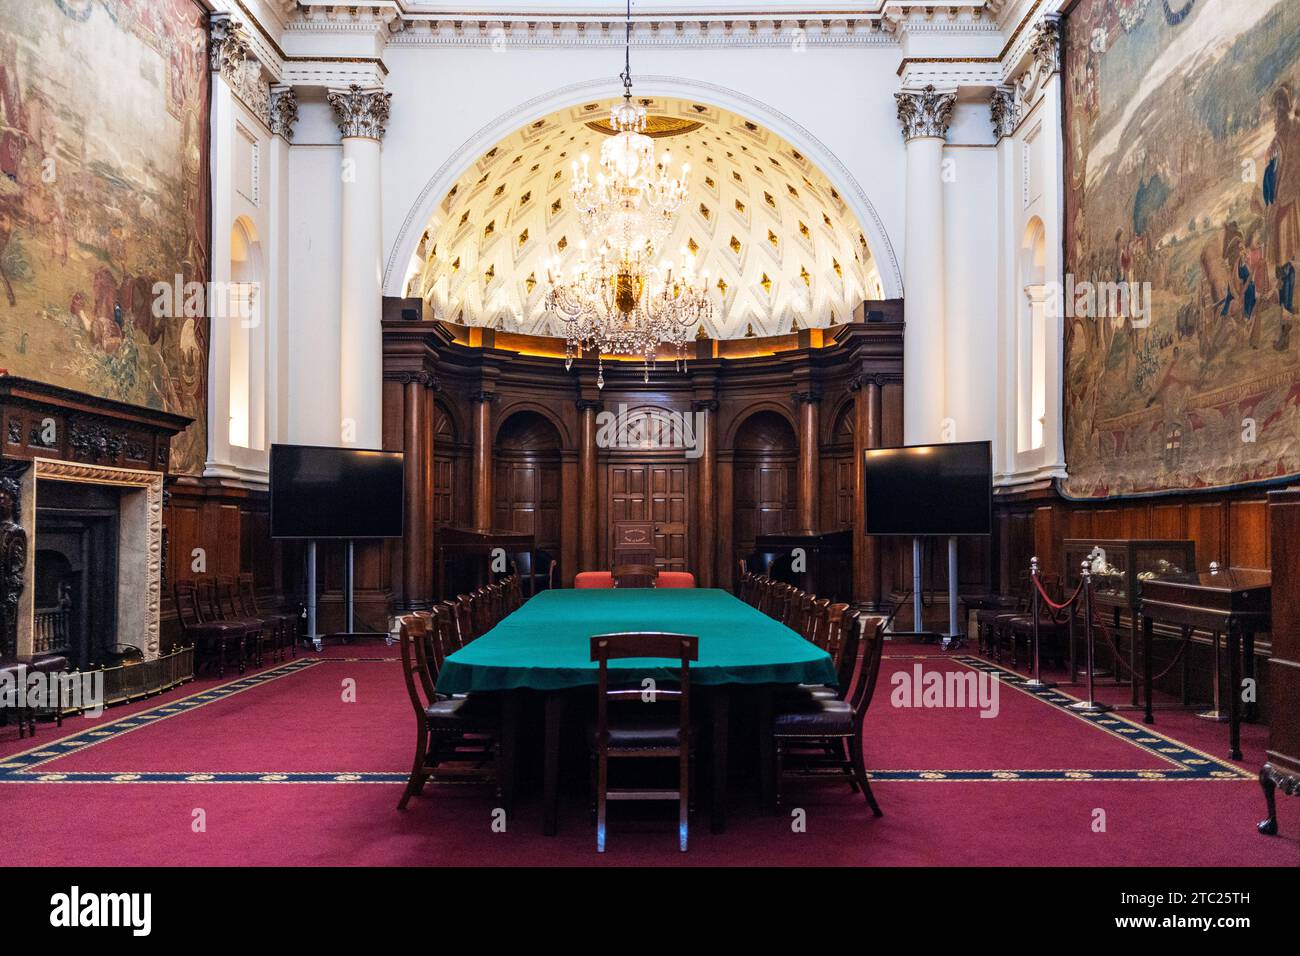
[411,96,882,339]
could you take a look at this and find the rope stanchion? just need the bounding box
[1068,560,1111,714]
[1023,557,1056,692]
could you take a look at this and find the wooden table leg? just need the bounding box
[499,690,518,817]
[1243,630,1257,723]
[1129,611,1141,707]
[757,685,775,813]
[543,690,564,836]
[1142,613,1155,725]
[711,685,730,834]
[1227,626,1242,760]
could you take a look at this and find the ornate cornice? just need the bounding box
[328,84,392,141]
[895,84,956,142]
[269,85,299,141]
[989,86,1018,140]
[211,12,272,126]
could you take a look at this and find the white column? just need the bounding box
[329,85,391,449]
[895,85,955,445]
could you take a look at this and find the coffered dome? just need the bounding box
[411,97,882,339]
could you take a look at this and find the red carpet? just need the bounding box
[1,641,1294,866]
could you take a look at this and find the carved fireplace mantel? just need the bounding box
[0,375,190,661]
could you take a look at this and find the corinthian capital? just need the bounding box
[328,84,392,141]
[269,86,299,140]
[989,87,1019,140]
[895,85,956,142]
[1029,16,1061,75]
[209,12,250,80]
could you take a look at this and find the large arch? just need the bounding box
[383,74,902,302]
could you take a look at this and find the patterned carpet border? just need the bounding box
[0,652,1253,784]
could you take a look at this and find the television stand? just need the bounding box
[890,536,963,647]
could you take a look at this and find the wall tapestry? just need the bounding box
[0,0,209,474]
[1062,0,1300,496]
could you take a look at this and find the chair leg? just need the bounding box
[596,752,608,853]
[849,733,882,817]
[217,638,227,679]
[840,737,859,793]
[679,749,689,852]
[397,728,429,810]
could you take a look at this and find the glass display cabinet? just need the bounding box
[1061,538,1196,706]
[1061,539,1196,610]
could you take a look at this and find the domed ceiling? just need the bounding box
[411,97,882,339]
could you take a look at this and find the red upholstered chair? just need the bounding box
[575,571,615,589]
[656,571,696,589]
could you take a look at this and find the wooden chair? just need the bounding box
[613,564,658,588]
[656,571,695,588]
[215,577,268,668]
[237,572,298,661]
[175,580,246,678]
[453,594,476,644]
[589,631,698,852]
[575,571,615,589]
[434,601,464,659]
[773,612,885,816]
[396,614,500,810]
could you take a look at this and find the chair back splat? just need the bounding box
[613,564,658,589]
[589,631,698,853]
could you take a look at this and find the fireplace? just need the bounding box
[0,375,190,663]
[34,480,121,669]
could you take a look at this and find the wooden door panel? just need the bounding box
[606,462,690,572]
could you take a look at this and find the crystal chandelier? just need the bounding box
[544,0,712,388]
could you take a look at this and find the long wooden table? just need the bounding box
[436,588,837,835]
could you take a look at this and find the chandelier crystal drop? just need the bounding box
[544,0,712,388]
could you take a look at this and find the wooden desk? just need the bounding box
[1139,568,1271,760]
[436,527,536,599]
[754,529,852,604]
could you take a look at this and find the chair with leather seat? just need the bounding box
[1003,572,1069,669]
[656,571,695,589]
[613,564,658,589]
[215,576,268,668]
[589,631,698,852]
[0,652,67,737]
[238,572,298,661]
[575,571,615,589]
[396,614,500,810]
[772,612,885,815]
[175,579,247,677]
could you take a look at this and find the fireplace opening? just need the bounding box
[35,481,120,670]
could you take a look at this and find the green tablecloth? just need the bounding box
[435,588,836,694]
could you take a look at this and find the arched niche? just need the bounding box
[730,408,798,571]
[228,216,264,451]
[493,409,562,554]
[825,400,856,531]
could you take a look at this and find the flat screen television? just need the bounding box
[864,440,991,536]
[270,444,404,539]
